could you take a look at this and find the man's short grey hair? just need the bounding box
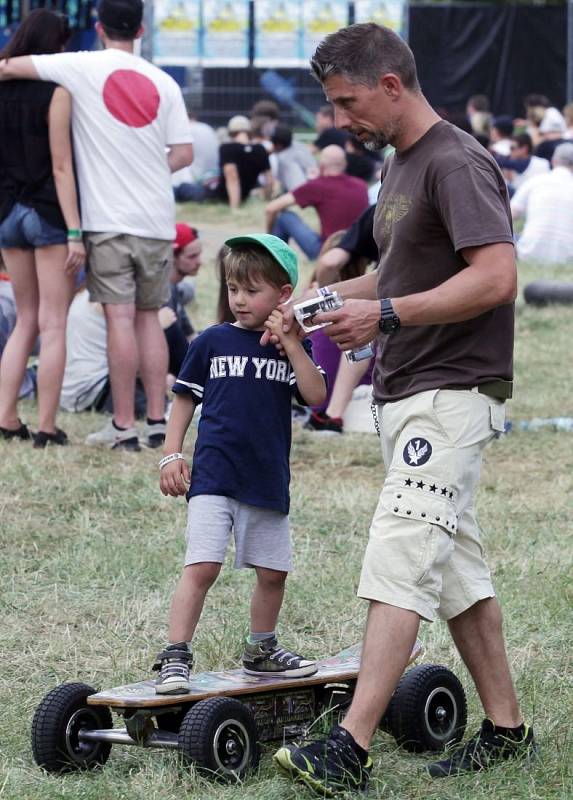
[310,22,420,91]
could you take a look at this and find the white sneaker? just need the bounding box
[142,420,166,449]
[85,419,140,451]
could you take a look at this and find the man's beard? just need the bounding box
[363,133,389,151]
[351,129,389,151]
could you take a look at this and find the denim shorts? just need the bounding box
[0,203,67,249]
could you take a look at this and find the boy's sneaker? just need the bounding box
[427,718,537,778]
[85,419,140,451]
[274,724,372,796]
[142,420,166,449]
[304,411,343,435]
[243,636,317,678]
[152,643,193,695]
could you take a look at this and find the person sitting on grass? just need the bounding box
[153,233,327,694]
[266,145,369,261]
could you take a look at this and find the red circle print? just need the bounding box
[103,70,160,128]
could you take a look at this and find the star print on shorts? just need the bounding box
[403,437,432,466]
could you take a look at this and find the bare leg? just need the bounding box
[341,601,420,750]
[135,307,168,420]
[448,597,522,727]
[35,245,74,433]
[250,567,287,633]
[326,356,371,419]
[168,562,221,643]
[0,248,38,429]
[103,302,137,429]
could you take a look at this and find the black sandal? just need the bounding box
[33,427,69,449]
[0,421,31,441]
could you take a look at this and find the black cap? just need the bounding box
[97,0,143,33]
[271,125,293,150]
[492,115,514,137]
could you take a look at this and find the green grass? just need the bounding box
[1,199,572,799]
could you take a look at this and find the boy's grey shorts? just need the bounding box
[184,495,293,572]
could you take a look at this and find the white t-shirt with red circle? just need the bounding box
[32,49,192,240]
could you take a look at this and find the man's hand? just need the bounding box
[314,298,380,350]
[160,458,190,497]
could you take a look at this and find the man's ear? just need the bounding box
[279,284,293,303]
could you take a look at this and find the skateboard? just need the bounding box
[31,639,467,780]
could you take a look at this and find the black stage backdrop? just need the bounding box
[408,4,567,117]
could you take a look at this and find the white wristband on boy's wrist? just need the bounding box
[158,452,185,470]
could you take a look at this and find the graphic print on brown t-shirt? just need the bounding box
[372,121,515,403]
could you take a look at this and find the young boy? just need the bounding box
[154,234,327,694]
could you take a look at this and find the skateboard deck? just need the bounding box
[88,640,424,709]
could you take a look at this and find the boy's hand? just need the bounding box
[160,458,190,497]
[264,309,299,352]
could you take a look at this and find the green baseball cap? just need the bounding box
[224,233,298,288]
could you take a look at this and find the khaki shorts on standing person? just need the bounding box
[358,388,506,622]
[85,232,172,309]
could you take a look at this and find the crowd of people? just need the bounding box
[3,3,570,445]
[0,5,548,795]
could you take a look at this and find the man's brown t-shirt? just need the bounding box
[372,120,515,403]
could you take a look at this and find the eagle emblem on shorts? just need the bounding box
[403,437,432,466]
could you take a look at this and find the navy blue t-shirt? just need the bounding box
[173,323,324,515]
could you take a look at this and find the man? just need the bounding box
[511,142,573,264]
[173,113,220,202]
[489,115,514,156]
[0,0,194,451]
[314,102,349,150]
[266,145,368,260]
[218,115,272,209]
[466,93,492,144]
[494,132,549,194]
[270,22,535,795]
[534,107,568,163]
[271,125,317,192]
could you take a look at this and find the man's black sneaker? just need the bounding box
[304,410,343,435]
[427,718,537,778]
[152,643,193,695]
[274,724,372,796]
[33,427,69,448]
[243,635,317,678]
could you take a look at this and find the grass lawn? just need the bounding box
[1,199,572,799]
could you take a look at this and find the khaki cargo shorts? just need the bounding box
[85,233,172,309]
[358,388,506,622]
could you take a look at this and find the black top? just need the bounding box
[339,204,378,263]
[0,80,66,229]
[535,138,567,163]
[345,152,377,183]
[218,142,271,203]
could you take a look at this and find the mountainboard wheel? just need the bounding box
[384,664,467,752]
[31,682,112,772]
[178,696,260,780]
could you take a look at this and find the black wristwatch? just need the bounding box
[379,298,401,334]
